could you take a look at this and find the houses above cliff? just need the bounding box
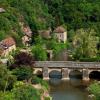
[39,26,67,43]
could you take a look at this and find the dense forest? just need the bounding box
[0,0,100,39]
[0,0,100,60]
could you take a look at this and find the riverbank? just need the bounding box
[32,84,52,100]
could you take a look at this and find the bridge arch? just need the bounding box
[69,69,83,79]
[48,69,62,79]
[89,70,100,80]
[34,68,43,78]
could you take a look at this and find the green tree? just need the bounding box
[12,82,41,100]
[13,66,33,81]
[73,29,99,59]
[0,82,41,100]
[0,64,16,92]
[88,82,100,100]
[32,44,47,61]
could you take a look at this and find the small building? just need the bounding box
[0,37,16,57]
[54,26,67,43]
[0,8,5,13]
[22,26,32,46]
[38,29,51,39]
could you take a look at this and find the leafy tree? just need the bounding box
[88,82,100,100]
[12,82,41,100]
[73,29,99,59]
[31,44,47,61]
[46,37,67,55]
[13,52,34,67]
[34,35,44,45]
[13,66,33,81]
[0,82,41,100]
[0,64,16,91]
[0,91,14,100]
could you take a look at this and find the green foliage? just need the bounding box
[13,66,33,81]
[0,91,14,100]
[46,37,67,55]
[79,56,100,62]
[88,82,100,100]
[0,82,42,100]
[34,35,44,45]
[0,64,16,91]
[72,29,99,60]
[44,96,52,100]
[12,83,41,100]
[31,44,47,61]
[0,0,100,59]
[31,76,49,90]
[0,0,53,45]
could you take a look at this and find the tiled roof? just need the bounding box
[54,26,66,33]
[0,37,16,48]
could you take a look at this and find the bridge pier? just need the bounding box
[62,68,70,80]
[43,67,49,80]
[82,69,90,81]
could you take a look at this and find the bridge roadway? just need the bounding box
[34,61,100,80]
[34,61,100,69]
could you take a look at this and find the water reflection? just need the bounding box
[49,78,89,100]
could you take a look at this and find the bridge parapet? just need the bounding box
[34,61,100,69]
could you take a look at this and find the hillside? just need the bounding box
[0,0,100,46]
[0,0,52,46]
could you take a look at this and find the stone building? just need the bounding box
[54,26,67,43]
[38,29,51,39]
[0,37,16,57]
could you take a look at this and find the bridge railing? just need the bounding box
[34,61,100,69]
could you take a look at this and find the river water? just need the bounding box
[49,78,90,100]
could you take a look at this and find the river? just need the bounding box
[49,78,90,100]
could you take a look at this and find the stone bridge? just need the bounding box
[34,61,100,80]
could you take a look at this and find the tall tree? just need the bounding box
[73,28,99,59]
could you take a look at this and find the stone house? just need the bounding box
[22,26,32,46]
[38,29,51,39]
[54,26,67,43]
[0,37,16,57]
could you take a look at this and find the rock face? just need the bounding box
[88,94,95,100]
[0,8,5,13]
[32,84,52,100]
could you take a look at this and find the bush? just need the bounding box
[32,45,47,61]
[44,96,52,100]
[13,66,33,81]
[31,76,49,90]
[88,82,100,100]
[79,57,100,62]
[12,82,41,100]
